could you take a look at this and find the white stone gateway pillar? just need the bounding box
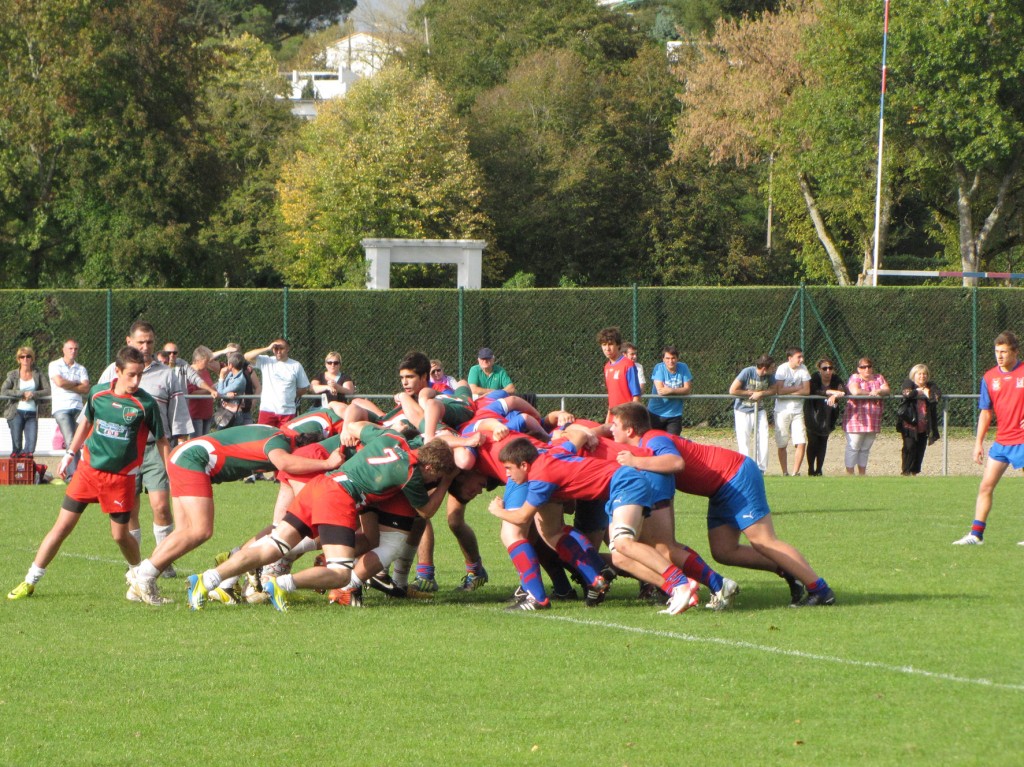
[362,238,486,290]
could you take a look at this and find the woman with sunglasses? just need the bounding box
[2,346,51,457]
[843,357,890,475]
[803,359,847,476]
[310,352,355,407]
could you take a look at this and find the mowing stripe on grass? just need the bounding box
[540,614,1024,693]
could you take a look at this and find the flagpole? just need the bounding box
[871,0,891,287]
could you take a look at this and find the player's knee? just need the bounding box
[608,523,637,554]
[325,558,355,587]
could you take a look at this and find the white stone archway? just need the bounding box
[362,238,486,290]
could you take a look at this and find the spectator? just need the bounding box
[187,346,217,438]
[48,339,90,477]
[897,364,941,476]
[212,343,259,425]
[648,344,692,435]
[215,352,249,429]
[774,347,812,476]
[2,346,50,456]
[162,342,218,400]
[245,338,309,427]
[310,351,355,407]
[804,358,847,476]
[156,350,170,365]
[597,327,641,423]
[728,354,775,473]
[843,356,891,475]
[468,347,515,399]
[429,359,457,392]
[623,342,647,392]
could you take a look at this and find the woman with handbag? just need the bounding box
[897,364,941,476]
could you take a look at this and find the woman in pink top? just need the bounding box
[843,357,891,475]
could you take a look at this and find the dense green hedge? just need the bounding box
[2,286,1018,426]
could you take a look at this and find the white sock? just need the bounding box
[26,564,46,584]
[349,572,363,589]
[392,543,415,588]
[153,523,174,546]
[202,569,223,591]
[219,575,239,590]
[129,528,142,546]
[136,559,161,581]
[276,574,296,592]
[284,536,320,562]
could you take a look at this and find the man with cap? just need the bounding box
[468,348,515,400]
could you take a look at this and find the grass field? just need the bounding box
[2,476,1024,767]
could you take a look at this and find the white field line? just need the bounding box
[538,614,1024,693]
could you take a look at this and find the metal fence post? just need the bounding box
[105,288,112,365]
[458,287,465,379]
[941,397,949,477]
[632,283,638,347]
[282,286,289,340]
[971,286,978,394]
[800,282,807,352]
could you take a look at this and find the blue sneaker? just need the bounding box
[186,574,208,611]
[265,577,288,612]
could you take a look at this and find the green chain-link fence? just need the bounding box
[1,285,1016,426]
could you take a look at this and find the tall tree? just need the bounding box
[404,0,642,112]
[272,64,497,287]
[895,0,1024,285]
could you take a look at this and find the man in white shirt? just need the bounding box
[774,347,811,476]
[48,339,90,478]
[245,338,309,428]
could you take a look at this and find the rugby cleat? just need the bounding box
[368,573,407,598]
[584,575,609,607]
[186,574,208,611]
[504,593,550,612]
[794,586,836,607]
[412,575,439,593]
[7,581,33,600]
[660,578,701,615]
[328,584,363,607]
[781,572,805,606]
[208,586,239,605]
[952,533,983,546]
[455,566,489,592]
[127,574,173,606]
[264,577,288,612]
[706,578,740,612]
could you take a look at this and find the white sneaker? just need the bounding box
[127,573,173,605]
[952,533,983,546]
[660,578,700,615]
[706,578,740,611]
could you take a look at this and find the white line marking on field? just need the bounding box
[21,549,125,566]
[539,614,1024,693]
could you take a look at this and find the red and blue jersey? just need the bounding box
[636,429,683,504]
[979,362,1024,445]
[468,431,548,484]
[604,355,641,412]
[665,434,745,498]
[510,440,619,507]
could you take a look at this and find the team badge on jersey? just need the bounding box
[122,406,140,424]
